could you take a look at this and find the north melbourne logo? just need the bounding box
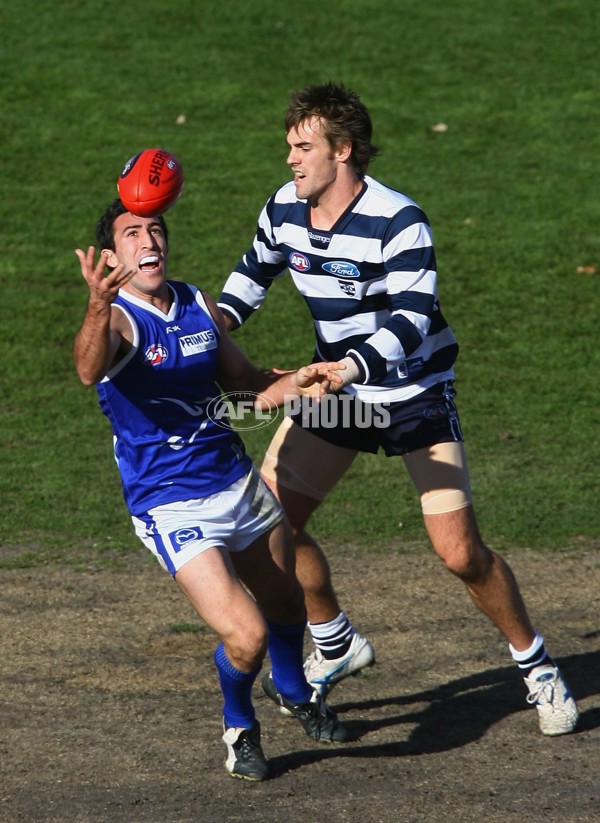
[170,526,203,551]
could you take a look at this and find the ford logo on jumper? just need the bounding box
[322,261,360,278]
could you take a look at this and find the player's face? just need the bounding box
[106,212,169,295]
[286,117,346,203]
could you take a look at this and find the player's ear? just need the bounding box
[102,249,118,268]
[336,140,353,164]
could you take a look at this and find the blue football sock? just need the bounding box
[267,619,312,704]
[214,642,259,729]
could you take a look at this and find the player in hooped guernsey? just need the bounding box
[217,83,578,737]
[219,175,459,404]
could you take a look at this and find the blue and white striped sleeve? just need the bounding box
[218,198,287,328]
[347,211,439,383]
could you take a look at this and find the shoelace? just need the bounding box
[288,695,329,731]
[305,649,324,666]
[237,731,259,759]
[526,673,557,706]
[308,696,337,739]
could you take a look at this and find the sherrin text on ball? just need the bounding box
[117,148,184,217]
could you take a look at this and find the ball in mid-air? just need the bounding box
[117,148,184,217]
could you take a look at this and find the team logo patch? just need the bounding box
[170,526,203,551]
[322,261,360,278]
[339,281,356,296]
[144,344,168,365]
[289,252,311,272]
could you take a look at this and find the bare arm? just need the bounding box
[221,311,237,332]
[259,361,347,407]
[203,293,345,405]
[73,246,134,386]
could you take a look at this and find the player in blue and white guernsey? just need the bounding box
[73,198,351,782]
[218,83,578,736]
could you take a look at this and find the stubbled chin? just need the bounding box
[294,179,307,198]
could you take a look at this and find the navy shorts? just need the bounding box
[288,380,464,456]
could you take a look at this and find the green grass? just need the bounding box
[1,0,599,561]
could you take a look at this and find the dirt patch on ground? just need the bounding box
[1,544,598,822]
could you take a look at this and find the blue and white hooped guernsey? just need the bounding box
[218,175,459,404]
[96,281,251,516]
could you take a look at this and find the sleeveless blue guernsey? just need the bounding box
[96,281,251,516]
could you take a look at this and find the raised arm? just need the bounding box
[73,246,133,386]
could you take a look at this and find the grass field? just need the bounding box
[1,0,599,563]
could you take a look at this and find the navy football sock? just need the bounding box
[308,610,354,660]
[509,633,552,678]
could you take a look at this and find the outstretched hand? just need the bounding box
[75,245,133,305]
[295,361,347,396]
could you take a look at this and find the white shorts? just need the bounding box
[132,467,284,575]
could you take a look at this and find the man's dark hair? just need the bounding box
[95,198,169,252]
[284,82,379,176]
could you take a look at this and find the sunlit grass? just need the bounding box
[2,0,599,558]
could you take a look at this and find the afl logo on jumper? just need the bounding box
[144,344,169,365]
[322,261,360,278]
[289,252,311,272]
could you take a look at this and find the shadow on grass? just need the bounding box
[266,650,600,777]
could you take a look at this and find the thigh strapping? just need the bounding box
[261,416,357,502]
[403,441,473,514]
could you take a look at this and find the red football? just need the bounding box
[117,148,184,217]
